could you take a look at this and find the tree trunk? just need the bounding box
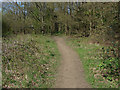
[89,21,92,36]
[65,24,67,35]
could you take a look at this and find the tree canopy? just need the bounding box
[2,2,119,42]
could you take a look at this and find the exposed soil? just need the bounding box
[53,36,90,88]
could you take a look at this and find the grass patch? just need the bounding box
[67,37,118,88]
[2,34,60,88]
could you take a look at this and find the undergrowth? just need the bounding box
[2,34,60,88]
[67,36,119,88]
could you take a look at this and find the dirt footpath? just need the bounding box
[54,37,90,88]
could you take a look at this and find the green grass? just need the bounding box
[67,37,118,88]
[2,34,60,88]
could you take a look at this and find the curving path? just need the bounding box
[54,37,90,88]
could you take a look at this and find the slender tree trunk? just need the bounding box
[89,21,92,36]
[58,23,61,32]
[65,24,67,35]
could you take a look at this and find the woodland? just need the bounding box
[2,2,120,88]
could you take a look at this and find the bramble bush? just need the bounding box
[98,42,119,82]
